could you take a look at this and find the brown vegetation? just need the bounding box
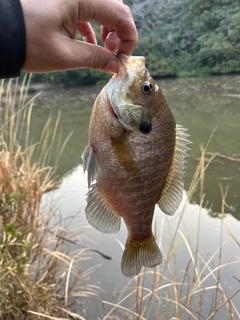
[0,77,99,320]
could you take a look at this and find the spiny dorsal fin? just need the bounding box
[121,235,162,277]
[157,124,191,215]
[82,145,98,188]
[85,184,121,233]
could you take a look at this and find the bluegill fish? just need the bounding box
[82,54,190,277]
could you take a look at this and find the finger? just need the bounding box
[100,0,123,45]
[104,31,119,53]
[77,22,97,44]
[78,0,138,56]
[101,25,110,45]
[53,36,119,74]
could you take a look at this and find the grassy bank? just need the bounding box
[0,77,100,320]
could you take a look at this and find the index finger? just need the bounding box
[78,0,138,56]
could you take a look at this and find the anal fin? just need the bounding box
[121,234,162,277]
[85,184,121,234]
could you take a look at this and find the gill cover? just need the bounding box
[107,55,150,131]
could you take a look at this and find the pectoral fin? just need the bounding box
[157,124,191,215]
[82,145,98,188]
[111,133,138,174]
[85,184,121,233]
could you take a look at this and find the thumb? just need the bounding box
[54,36,119,74]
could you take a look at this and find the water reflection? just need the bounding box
[33,75,240,219]
[42,165,240,319]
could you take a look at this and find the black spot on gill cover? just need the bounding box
[139,121,152,134]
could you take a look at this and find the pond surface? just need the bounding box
[33,75,240,219]
[35,75,240,319]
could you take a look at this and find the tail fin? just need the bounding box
[121,235,162,277]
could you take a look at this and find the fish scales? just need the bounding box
[82,54,190,277]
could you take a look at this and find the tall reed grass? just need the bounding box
[0,77,100,320]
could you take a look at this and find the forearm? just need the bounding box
[0,0,26,79]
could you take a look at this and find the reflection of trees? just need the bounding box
[191,153,240,221]
[206,153,240,163]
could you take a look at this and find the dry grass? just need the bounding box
[0,77,100,320]
[101,143,240,320]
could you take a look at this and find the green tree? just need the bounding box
[183,0,240,75]
[30,0,240,84]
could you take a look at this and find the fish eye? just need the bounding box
[139,121,152,134]
[142,81,152,95]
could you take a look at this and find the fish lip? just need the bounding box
[116,52,129,59]
[115,53,129,77]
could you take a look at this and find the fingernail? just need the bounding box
[105,59,119,74]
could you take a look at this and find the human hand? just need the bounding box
[20,0,138,74]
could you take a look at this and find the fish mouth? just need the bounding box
[115,53,146,73]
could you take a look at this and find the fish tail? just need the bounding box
[121,234,162,277]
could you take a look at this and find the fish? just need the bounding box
[82,54,190,277]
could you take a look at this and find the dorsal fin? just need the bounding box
[157,124,191,215]
[82,145,98,188]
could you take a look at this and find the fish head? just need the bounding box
[107,55,158,134]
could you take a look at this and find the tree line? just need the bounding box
[32,0,240,85]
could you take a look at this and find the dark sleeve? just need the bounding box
[0,0,26,79]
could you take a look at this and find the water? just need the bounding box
[35,75,240,319]
[33,75,240,219]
